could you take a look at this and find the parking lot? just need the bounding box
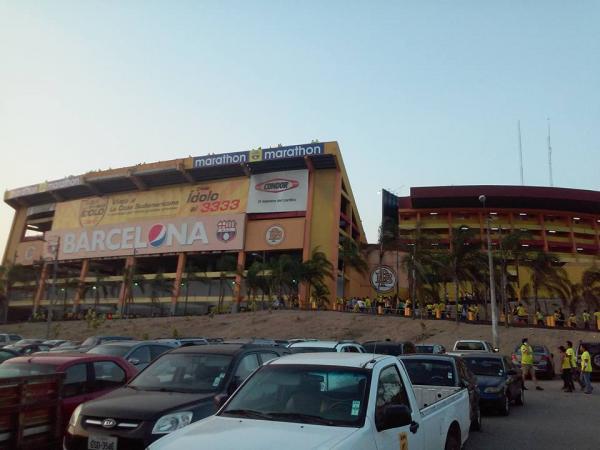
[465,379,599,450]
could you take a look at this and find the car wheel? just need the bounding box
[514,385,524,406]
[500,394,510,416]
[444,433,461,450]
[470,405,482,431]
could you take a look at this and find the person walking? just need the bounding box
[566,341,584,391]
[567,312,577,329]
[559,346,575,392]
[580,343,594,394]
[520,338,543,390]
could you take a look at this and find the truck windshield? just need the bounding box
[403,359,456,386]
[221,365,370,427]
[463,358,504,377]
[0,363,55,378]
[129,353,232,393]
[455,342,485,351]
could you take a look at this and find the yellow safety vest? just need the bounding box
[561,353,572,370]
[583,312,591,322]
[566,348,576,368]
[520,344,534,365]
[581,351,592,373]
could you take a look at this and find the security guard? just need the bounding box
[520,338,543,390]
[582,310,591,330]
[516,303,528,324]
[580,343,594,394]
[535,310,544,326]
[568,312,577,328]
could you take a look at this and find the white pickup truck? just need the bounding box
[149,353,471,450]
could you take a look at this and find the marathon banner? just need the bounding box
[192,143,324,168]
[247,169,309,213]
[43,214,245,260]
[51,178,248,230]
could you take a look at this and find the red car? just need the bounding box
[0,353,137,432]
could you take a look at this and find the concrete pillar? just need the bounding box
[33,262,49,316]
[118,256,135,314]
[170,253,186,315]
[299,157,316,309]
[73,259,89,314]
[233,251,246,312]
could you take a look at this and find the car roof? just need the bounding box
[455,340,487,343]
[363,341,410,345]
[268,352,388,368]
[399,354,457,362]
[170,343,275,355]
[5,353,129,365]
[288,341,356,348]
[453,352,503,358]
[93,340,174,348]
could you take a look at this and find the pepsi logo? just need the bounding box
[255,178,299,193]
[148,224,167,247]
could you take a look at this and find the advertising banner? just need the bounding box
[15,240,45,265]
[247,169,309,213]
[43,214,245,261]
[52,178,248,230]
[192,143,324,168]
[244,218,305,251]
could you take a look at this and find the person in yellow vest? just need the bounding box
[426,303,433,318]
[567,312,577,328]
[535,310,544,326]
[558,345,575,392]
[566,340,582,391]
[516,303,528,324]
[593,310,600,330]
[580,343,594,394]
[456,302,462,320]
[365,297,372,314]
[520,338,543,390]
[582,310,591,330]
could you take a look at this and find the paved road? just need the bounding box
[464,378,599,450]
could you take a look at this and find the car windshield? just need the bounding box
[455,342,485,351]
[0,363,55,378]
[363,344,401,356]
[129,353,232,393]
[81,337,98,347]
[402,359,455,386]
[463,358,505,377]
[14,340,39,346]
[221,365,370,427]
[88,345,131,357]
[416,346,434,353]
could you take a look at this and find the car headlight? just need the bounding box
[152,412,193,434]
[484,385,504,393]
[69,404,83,427]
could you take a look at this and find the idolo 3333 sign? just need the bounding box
[370,266,397,293]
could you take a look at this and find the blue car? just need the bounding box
[460,353,524,416]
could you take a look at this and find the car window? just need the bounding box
[343,346,360,353]
[0,336,6,344]
[64,363,88,397]
[0,350,15,363]
[92,361,126,391]
[455,342,485,351]
[463,358,504,377]
[259,352,279,364]
[129,345,151,364]
[150,345,172,360]
[234,353,260,380]
[402,359,456,387]
[375,365,411,425]
[10,335,22,341]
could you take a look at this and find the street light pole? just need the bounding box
[479,195,499,349]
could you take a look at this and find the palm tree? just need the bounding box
[581,266,600,310]
[121,263,145,317]
[148,270,172,316]
[181,261,210,315]
[338,236,369,298]
[300,249,334,308]
[521,251,564,313]
[83,274,111,312]
[215,253,237,313]
[400,224,435,317]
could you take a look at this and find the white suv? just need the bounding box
[288,340,365,353]
[451,339,498,353]
[0,333,23,348]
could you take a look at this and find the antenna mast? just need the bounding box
[547,118,553,187]
[518,120,524,185]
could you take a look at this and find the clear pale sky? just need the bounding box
[1,1,599,257]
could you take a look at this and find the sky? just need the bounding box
[1,0,599,257]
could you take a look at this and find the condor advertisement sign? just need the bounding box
[51,178,248,230]
[247,170,309,213]
[43,215,245,260]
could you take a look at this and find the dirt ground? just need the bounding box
[2,310,598,358]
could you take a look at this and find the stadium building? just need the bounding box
[2,142,370,320]
[371,186,600,303]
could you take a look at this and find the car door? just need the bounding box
[61,362,91,427]
[372,364,424,450]
[503,357,521,398]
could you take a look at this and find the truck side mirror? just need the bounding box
[377,404,412,431]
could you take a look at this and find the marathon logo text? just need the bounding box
[193,143,324,168]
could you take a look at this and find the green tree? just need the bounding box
[215,253,237,314]
[0,262,29,323]
[521,252,564,313]
[400,224,435,316]
[300,249,334,308]
[338,236,369,298]
[148,270,172,316]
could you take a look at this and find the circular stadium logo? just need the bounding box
[370,266,397,293]
[265,225,285,246]
[216,219,237,243]
[148,224,167,247]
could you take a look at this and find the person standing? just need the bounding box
[582,310,591,330]
[535,310,545,326]
[580,343,594,394]
[594,310,600,331]
[559,346,575,392]
[566,341,583,391]
[520,338,543,390]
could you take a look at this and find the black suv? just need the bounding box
[64,343,289,450]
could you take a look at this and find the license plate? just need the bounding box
[88,435,117,450]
